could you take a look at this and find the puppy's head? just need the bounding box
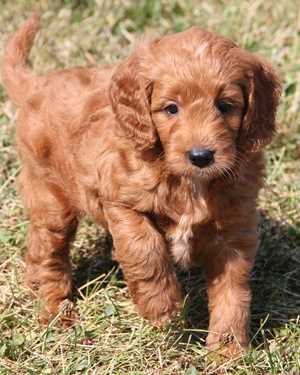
[110,27,281,181]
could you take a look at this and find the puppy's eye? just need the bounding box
[164,103,179,115]
[216,101,234,115]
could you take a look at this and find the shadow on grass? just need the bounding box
[250,212,300,345]
[72,211,300,347]
[72,231,121,290]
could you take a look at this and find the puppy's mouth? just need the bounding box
[181,157,236,182]
[185,147,217,180]
[189,156,239,183]
[165,144,237,182]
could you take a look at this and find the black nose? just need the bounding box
[188,148,214,168]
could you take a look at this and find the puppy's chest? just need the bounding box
[119,172,213,267]
[154,183,212,268]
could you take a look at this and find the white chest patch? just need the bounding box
[169,193,211,269]
[170,215,194,268]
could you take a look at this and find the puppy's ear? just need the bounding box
[109,48,157,151]
[239,56,282,152]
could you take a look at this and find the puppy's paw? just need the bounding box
[150,296,182,327]
[131,278,182,325]
[39,298,78,328]
[58,299,78,328]
[206,332,248,361]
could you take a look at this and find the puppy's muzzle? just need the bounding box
[188,148,214,168]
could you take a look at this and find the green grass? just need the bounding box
[0,0,299,373]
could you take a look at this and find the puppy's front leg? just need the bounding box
[202,220,258,356]
[104,206,182,325]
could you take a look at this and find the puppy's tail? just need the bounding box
[1,14,40,107]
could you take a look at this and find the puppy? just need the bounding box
[1,15,281,355]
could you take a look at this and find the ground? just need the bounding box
[0,1,299,374]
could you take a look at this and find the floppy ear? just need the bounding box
[109,49,157,151]
[239,56,282,152]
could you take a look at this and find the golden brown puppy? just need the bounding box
[2,15,281,355]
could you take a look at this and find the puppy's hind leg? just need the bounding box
[20,168,78,324]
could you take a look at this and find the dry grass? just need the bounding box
[0,1,299,374]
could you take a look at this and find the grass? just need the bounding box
[0,0,299,373]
